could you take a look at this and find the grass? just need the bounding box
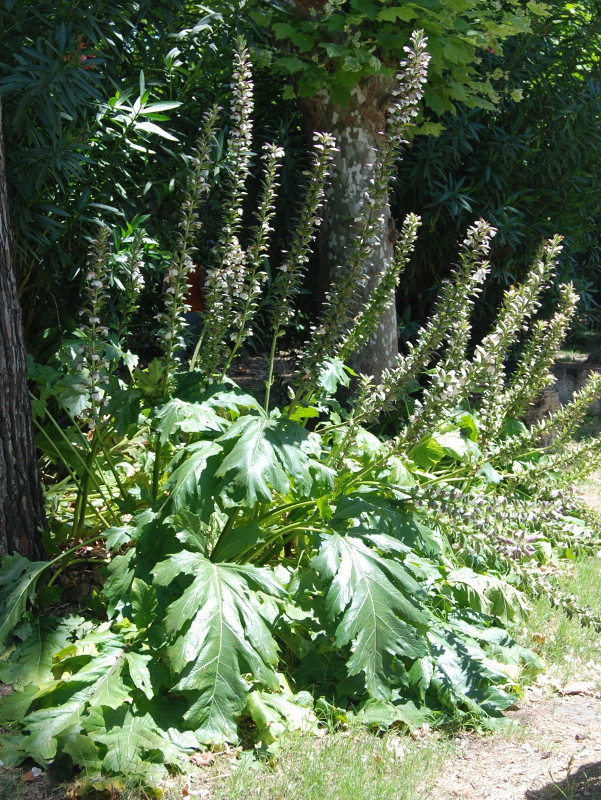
[204,727,450,800]
[515,412,601,685]
[515,554,601,686]
[0,777,22,800]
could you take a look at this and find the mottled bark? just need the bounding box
[0,100,46,559]
[301,76,399,381]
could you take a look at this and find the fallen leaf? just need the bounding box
[190,752,217,767]
[22,768,43,783]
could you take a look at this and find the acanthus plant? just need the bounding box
[1,32,601,783]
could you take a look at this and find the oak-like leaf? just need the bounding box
[163,440,222,520]
[0,555,49,648]
[215,415,315,506]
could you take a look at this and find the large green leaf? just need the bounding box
[103,549,136,619]
[246,675,319,746]
[433,430,481,463]
[92,707,185,777]
[333,493,443,557]
[125,652,154,700]
[427,623,518,719]
[173,375,262,413]
[0,555,49,648]
[154,398,228,445]
[17,627,131,763]
[317,357,352,394]
[410,435,446,469]
[0,617,79,686]
[152,553,286,744]
[444,567,529,625]
[349,698,434,730]
[215,414,315,506]
[163,440,222,520]
[312,533,430,699]
[210,520,266,562]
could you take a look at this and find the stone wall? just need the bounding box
[524,354,601,430]
[551,354,601,416]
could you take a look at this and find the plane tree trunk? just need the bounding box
[301,75,399,380]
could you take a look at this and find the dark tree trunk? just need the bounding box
[301,76,399,381]
[0,100,46,559]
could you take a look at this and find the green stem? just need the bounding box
[74,434,102,543]
[255,526,324,566]
[211,510,239,560]
[285,383,306,420]
[257,499,317,526]
[94,426,128,502]
[326,412,357,469]
[188,326,206,372]
[33,535,112,599]
[47,557,107,588]
[243,522,324,565]
[264,330,280,413]
[151,431,163,501]
[35,423,112,528]
[33,404,116,515]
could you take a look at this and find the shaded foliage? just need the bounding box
[394,0,601,331]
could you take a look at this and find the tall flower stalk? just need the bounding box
[337,212,421,363]
[156,104,219,386]
[264,132,336,411]
[76,225,112,428]
[292,31,430,408]
[115,227,145,345]
[72,226,112,541]
[195,38,255,377]
[502,283,579,421]
[476,235,563,440]
[361,220,495,422]
[221,142,285,377]
[152,105,219,499]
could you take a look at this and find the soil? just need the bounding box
[434,683,601,800]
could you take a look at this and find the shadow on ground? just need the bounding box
[525,759,601,800]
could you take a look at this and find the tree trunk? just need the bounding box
[0,100,46,560]
[301,75,399,381]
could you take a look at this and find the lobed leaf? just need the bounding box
[163,440,222,520]
[0,555,49,648]
[216,414,316,506]
[15,628,131,763]
[153,553,286,743]
[312,533,430,699]
[154,398,229,445]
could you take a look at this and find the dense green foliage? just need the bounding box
[262,0,544,113]
[1,35,601,784]
[395,0,601,327]
[1,0,230,345]
[6,0,600,356]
